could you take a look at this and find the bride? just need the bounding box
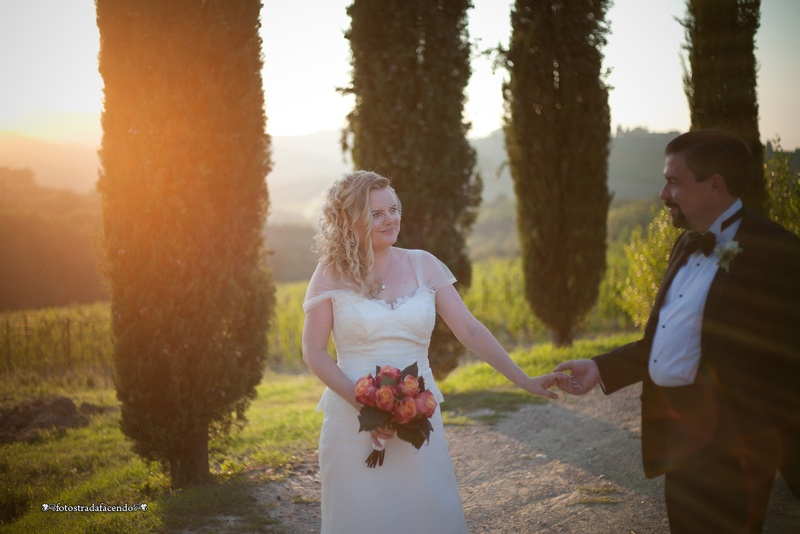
[302,170,567,533]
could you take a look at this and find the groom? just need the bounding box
[557,129,800,533]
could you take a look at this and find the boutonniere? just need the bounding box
[715,240,743,272]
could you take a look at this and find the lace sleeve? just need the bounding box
[414,250,457,290]
[302,262,341,313]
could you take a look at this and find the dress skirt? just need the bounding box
[318,394,468,534]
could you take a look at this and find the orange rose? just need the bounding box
[394,396,418,425]
[397,374,420,398]
[414,390,438,418]
[355,376,377,407]
[375,385,396,412]
[378,365,402,386]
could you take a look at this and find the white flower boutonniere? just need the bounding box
[715,240,743,272]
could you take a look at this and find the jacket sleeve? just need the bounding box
[593,339,648,395]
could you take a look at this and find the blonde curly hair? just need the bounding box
[314,170,396,296]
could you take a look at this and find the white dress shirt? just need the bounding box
[648,199,744,387]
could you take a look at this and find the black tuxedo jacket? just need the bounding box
[593,209,800,491]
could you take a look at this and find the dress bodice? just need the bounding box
[304,248,455,413]
[317,286,444,413]
[331,287,436,379]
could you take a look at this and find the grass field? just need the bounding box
[0,334,637,533]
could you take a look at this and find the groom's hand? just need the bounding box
[554,359,600,395]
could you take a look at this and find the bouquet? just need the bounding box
[355,362,438,468]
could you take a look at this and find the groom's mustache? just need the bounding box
[665,200,679,209]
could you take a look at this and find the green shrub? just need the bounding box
[617,206,680,328]
[463,258,547,346]
[766,138,800,237]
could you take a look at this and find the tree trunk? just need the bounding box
[549,328,574,348]
[169,428,210,488]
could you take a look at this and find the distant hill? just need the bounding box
[0,133,99,193]
[272,127,684,217]
[0,130,351,224]
[608,128,682,199]
[0,126,686,224]
[474,127,681,203]
[266,132,351,223]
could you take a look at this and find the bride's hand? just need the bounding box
[524,372,569,399]
[370,426,395,449]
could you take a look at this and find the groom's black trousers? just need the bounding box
[663,440,778,533]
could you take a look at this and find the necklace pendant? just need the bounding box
[381,280,386,290]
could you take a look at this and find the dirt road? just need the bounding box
[258,385,799,533]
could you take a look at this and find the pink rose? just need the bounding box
[377,365,402,386]
[394,396,418,425]
[375,385,396,412]
[355,376,377,407]
[397,374,420,398]
[414,390,438,418]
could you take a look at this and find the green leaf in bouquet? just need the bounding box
[358,406,392,432]
[401,362,419,379]
[395,417,433,449]
[379,375,397,387]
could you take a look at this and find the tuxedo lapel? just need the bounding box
[702,209,755,324]
[655,236,691,309]
[643,233,692,346]
[700,267,729,329]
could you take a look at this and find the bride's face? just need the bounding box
[367,187,401,250]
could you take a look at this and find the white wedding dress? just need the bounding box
[303,249,469,534]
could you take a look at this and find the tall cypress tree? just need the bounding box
[503,0,611,346]
[96,0,273,487]
[342,0,481,377]
[681,0,765,213]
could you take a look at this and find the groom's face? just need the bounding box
[660,153,715,231]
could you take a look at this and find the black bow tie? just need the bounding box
[683,207,744,257]
[684,231,717,256]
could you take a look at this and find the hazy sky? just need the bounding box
[1,0,798,148]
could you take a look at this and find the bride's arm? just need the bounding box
[435,284,564,399]
[302,300,395,443]
[302,299,361,411]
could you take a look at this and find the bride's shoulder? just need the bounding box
[391,248,438,271]
[395,247,437,263]
[308,261,350,291]
[396,248,453,281]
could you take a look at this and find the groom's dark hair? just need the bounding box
[665,129,751,197]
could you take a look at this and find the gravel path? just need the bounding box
[257,384,799,533]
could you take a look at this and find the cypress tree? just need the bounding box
[96,0,273,487]
[342,0,481,378]
[503,0,611,346]
[681,0,766,213]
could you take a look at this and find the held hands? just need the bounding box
[524,372,573,399]
[367,426,395,468]
[553,359,601,395]
[370,426,395,450]
[353,392,395,449]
